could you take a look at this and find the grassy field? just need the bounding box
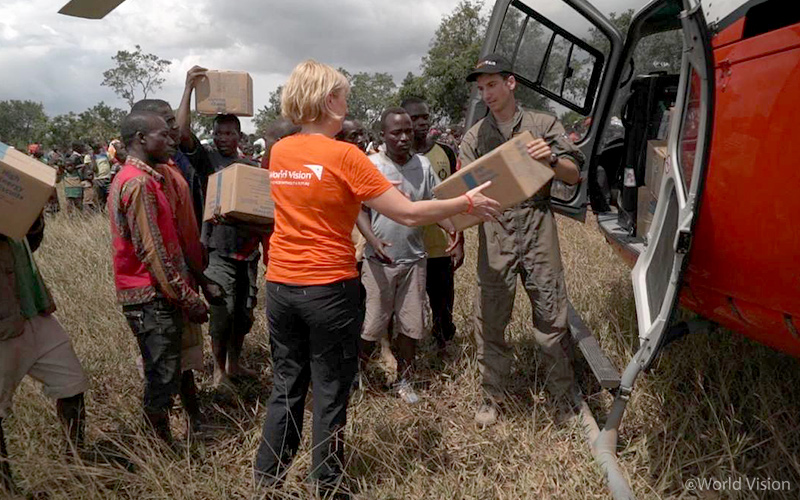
[5,210,800,499]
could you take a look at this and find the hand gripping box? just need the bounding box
[0,142,56,240]
[432,130,554,231]
[203,163,273,225]
[195,70,254,117]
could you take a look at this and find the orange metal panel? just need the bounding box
[683,23,800,357]
[712,18,745,49]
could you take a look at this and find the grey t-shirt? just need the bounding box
[365,151,439,265]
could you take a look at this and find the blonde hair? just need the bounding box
[281,60,350,125]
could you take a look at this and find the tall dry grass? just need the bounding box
[4,210,800,499]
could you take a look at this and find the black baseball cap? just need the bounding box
[466,53,514,82]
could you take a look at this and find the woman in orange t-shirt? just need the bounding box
[253,60,500,495]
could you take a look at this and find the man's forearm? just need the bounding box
[356,209,377,243]
[177,86,195,150]
[553,157,581,185]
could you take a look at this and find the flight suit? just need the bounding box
[459,107,584,401]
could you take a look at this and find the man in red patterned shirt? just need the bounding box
[108,111,209,444]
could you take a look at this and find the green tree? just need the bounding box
[190,111,216,138]
[253,85,284,139]
[44,102,126,150]
[101,45,172,108]
[46,112,80,150]
[0,100,49,149]
[419,0,486,124]
[342,70,397,127]
[77,102,126,143]
[397,72,429,105]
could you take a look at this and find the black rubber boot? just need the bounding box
[179,371,202,434]
[0,418,20,496]
[144,411,174,445]
[56,393,86,452]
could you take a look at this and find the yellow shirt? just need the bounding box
[423,144,456,258]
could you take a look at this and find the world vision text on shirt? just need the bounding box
[269,164,323,186]
[267,134,392,286]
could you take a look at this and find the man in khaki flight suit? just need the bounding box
[459,54,584,427]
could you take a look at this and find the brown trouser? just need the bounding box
[473,202,573,401]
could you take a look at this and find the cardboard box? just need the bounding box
[432,130,554,231]
[637,186,657,240]
[203,163,273,225]
[0,142,56,240]
[195,70,254,117]
[644,140,668,194]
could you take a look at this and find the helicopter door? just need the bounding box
[631,0,714,366]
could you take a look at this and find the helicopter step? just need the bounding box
[568,302,621,390]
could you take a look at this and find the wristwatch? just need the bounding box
[548,153,559,168]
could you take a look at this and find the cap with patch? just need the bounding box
[466,54,513,82]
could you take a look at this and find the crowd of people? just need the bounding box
[1,53,583,499]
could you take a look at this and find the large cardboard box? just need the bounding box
[0,142,56,240]
[644,140,668,194]
[195,70,254,117]
[203,163,273,225]
[432,130,554,231]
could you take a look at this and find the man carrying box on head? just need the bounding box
[178,66,263,389]
[0,215,89,496]
[108,111,210,445]
[460,54,584,427]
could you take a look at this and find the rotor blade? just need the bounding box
[58,0,127,19]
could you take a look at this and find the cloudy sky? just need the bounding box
[0,0,644,132]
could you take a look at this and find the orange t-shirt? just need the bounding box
[267,134,393,285]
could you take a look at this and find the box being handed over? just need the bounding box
[0,142,56,240]
[203,163,273,225]
[432,130,554,231]
[195,70,254,117]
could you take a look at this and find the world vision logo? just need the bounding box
[302,164,324,180]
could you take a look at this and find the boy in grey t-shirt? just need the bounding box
[361,108,456,404]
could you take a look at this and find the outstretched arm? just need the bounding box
[177,65,208,151]
[364,181,500,227]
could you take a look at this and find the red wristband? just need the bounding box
[463,193,474,214]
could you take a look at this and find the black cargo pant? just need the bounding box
[122,299,183,414]
[254,279,360,488]
[426,256,456,345]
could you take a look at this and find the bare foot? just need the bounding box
[212,368,235,391]
[378,333,398,385]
